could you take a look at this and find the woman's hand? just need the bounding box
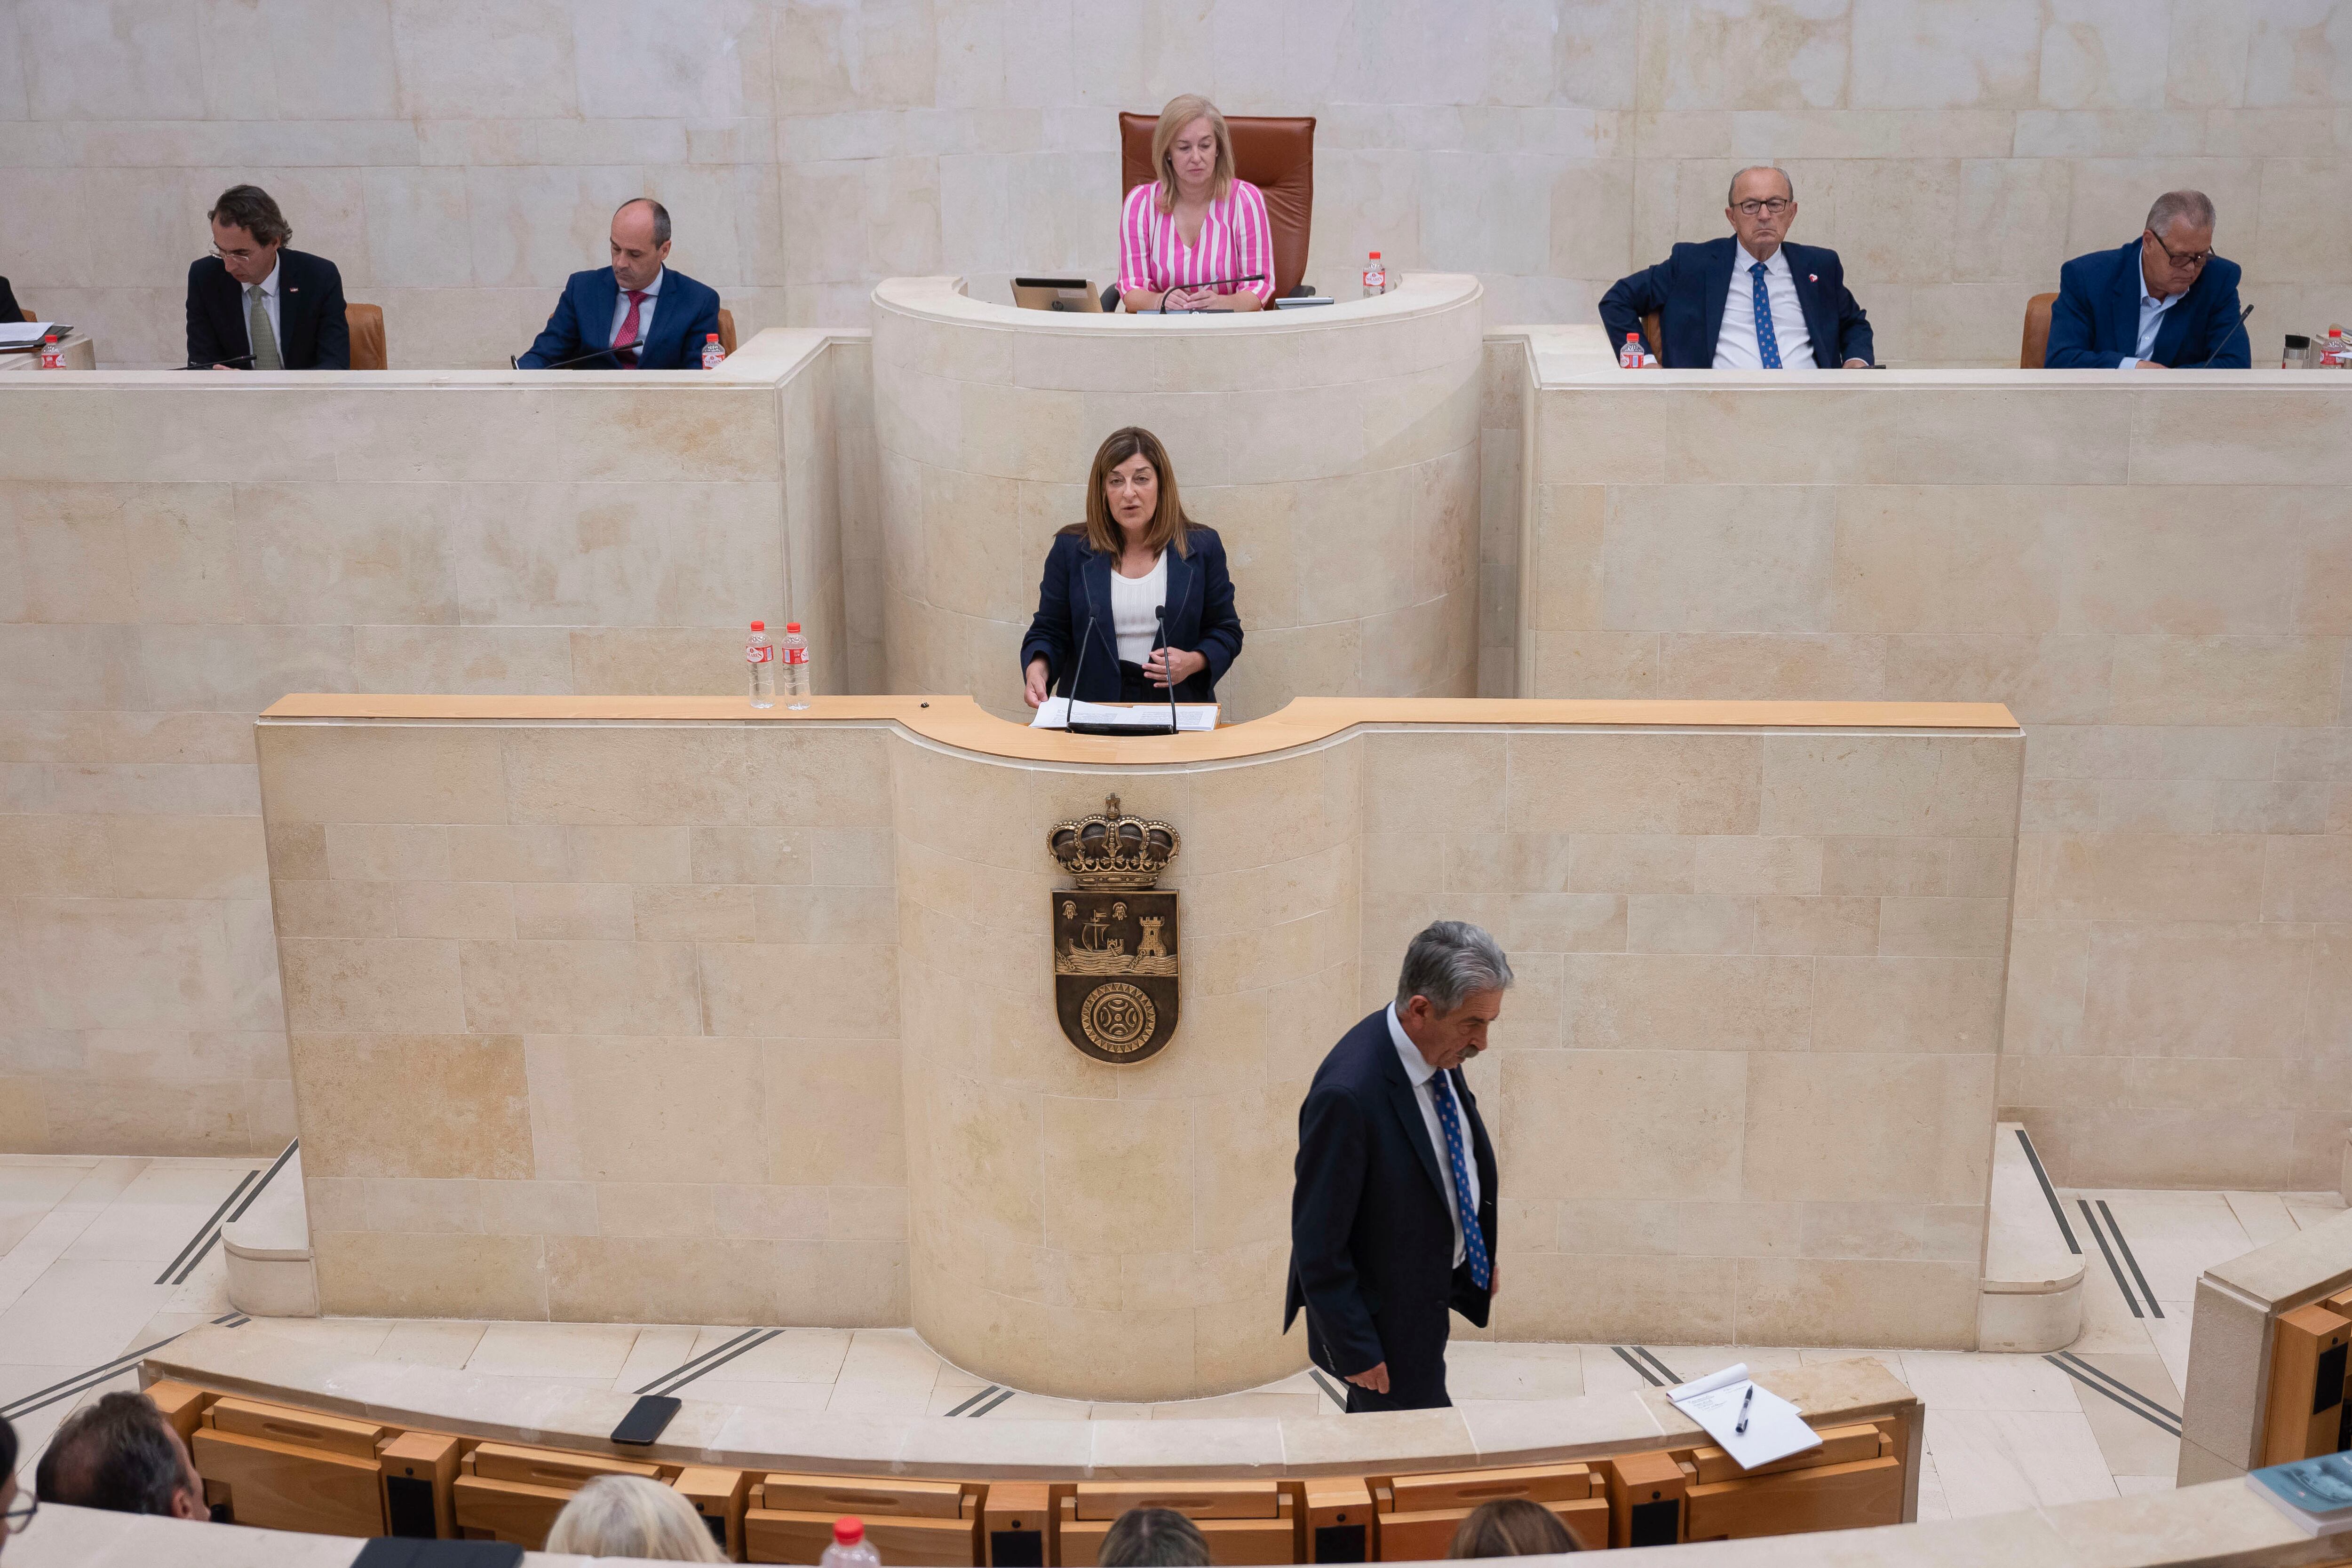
[1024,657,1051,709]
[1164,286,1213,312]
[1144,647,1207,688]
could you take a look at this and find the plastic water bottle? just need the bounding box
[1619,332,1645,370]
[702,332,724,370]
[820,1518,880,1568]
[1360,252,1387,298]
[38,334,62,369]
[746,621,774,708]
[2325,325,2348,369]
[780,621,810,709]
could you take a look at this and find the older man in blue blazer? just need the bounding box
[1287,921,1510,1412]
[1599,167,1873,370]
[518,198,723,370]
[2044,191,2249,370]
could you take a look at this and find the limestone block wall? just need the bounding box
[871,274,1485,722]
[1511,328,2352,1190]
[0,333,869,1156]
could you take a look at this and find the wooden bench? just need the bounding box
[747,1474,986,1566]
[1369,1463,1606,1557]
[189,1394,397,1536]
[1057,1481,1298,1566]
[453,1440,664,1549]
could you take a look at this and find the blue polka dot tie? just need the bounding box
[1430,1069,1490,1291]
[1750,261,1782,369]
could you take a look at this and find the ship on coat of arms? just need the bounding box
[1047,795,1180,1063]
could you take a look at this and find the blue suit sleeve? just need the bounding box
[518,282,584,369]
[2043,262,2117,368]
[1290,1085,1385,1377]
[310,260,350,370]
[2188,272,2250,369]
[682,286,723,368]
[1192,537,1242,682]
[1831,271,1873,365]
[186,261,230,368]
[1018,537,1074,689]
[1598,258,1672,356]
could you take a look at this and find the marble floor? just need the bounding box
[1,1155,2339,1524]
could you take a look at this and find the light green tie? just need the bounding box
[246,284,281,370]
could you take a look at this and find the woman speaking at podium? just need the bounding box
[1021,427,1242,710]
[1118,95,1276,313]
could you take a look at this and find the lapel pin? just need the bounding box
[1808,274,1818,283]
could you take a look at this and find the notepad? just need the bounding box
[1666,1363,1821,1470]
[1030,698,1216,732]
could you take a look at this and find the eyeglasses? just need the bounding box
[1733,198,1792,217]
[210,243,270,264]
[4,1492,38,1536]
[2144,230,2211,270]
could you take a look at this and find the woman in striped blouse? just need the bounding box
[1118,95,1276,314]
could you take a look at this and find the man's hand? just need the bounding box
[1487,1257,1500,1298]
[2133,359,2170,370]
[1344,1361,1391,1394]
[1842,358,1870,369]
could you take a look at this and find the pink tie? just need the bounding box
[614,289,647,362]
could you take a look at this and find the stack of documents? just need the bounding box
[0,322,62,350]
[1665,1363,1821,1470]
[1029,698,1217,732]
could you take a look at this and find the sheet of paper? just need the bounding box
[1666,1362,1822,1471]
[1030,699,1216,732]
[0,322,57,347]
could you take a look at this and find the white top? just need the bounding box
[1713,242,1815,370]
[609,266,664,351]
[2129,253,2182,369]
[244,258,282,362]
[1386,1002,1478,1268]
[1110,551,1167,665]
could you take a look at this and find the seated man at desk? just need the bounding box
[186,184,350,370]
[517,198,722,369]
[1598,166,1872,369]
[1117,95,1276,313]
[2044,190,2249,369]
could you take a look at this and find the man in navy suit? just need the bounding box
[186,185,349,370]
[517,198,723,370]
[1599,166,1873,370]
[1286,921,1510,1411]
[2044,191,2249,370]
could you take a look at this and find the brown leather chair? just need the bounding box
[2019,292,2058,369]
[20,309,31,323]
[1641,310,1662,361]
[716,307,737,356]
[345,302,386,370]
[1118,113,1314,300]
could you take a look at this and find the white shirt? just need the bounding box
[243,258,283,363]
[1712,242,1815,370]
[608,266,664,352]
[1110,551,1167,665]
[1386,1002,1478,1268]
[2128,253,2182,369]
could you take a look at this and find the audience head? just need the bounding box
[610,198,674,293]
[545,1473,725,1562]
[33,1392,205,1521]
[1098,1506,1211,1567]
[2140,190,2217,300]
[1,1411,29,1554]
[1445,1497,1578,1557]
[1724,166,1797,262]
[1082,426,1193,560]
[1395,919,1514,1068]
[1151,95,1235,211]
[207,184,291,287]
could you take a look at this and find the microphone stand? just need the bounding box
[1059,610,1176,736]
[1155,606,1181,734]
[511,344,636,370]
[1159,273,1268,314]
[2194,303,2255,368]
[174,352,257,370]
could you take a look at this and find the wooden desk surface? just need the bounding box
[261,693,2021,765]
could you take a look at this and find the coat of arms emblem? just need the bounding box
[1048,795,1179,1064]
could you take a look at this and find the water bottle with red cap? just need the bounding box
[821,1517,881,1568]
[780,622,810,710]
[747,621,775,708]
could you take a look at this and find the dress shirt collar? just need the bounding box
[1386,1002,1439,1088]
[1736,240,1791,280]
[2138,252,2180,311]
[250,257,281,299]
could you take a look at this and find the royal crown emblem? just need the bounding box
[1049,796,1180,1063]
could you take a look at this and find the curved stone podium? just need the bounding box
[871,275,1486,721]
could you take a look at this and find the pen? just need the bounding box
[1734,1384,1754,1435]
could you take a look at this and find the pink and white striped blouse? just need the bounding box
[1117,179,1277,305]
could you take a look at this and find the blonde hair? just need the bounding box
[545,1474,726,1563]
[1151,94,1234,212]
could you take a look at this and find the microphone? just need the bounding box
[511,344,634,370]
[1160,274,1268,314]
[2194,303,2255,368]
[1154,605,1180,734]
[176,352,256,370]
[1061,610,1175,736]
[1063,613,1096,711]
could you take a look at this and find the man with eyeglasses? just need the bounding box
[2044,190,2249,369]
[186,185,350,371]
[1598,166,1872,370]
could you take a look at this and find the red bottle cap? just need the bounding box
[708,333,719,340]
[834,1518,865,1545]
[786,622,801,632]
[750,620,764,631]
[1370,252,1381,259]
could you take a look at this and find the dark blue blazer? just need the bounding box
[1018,527,1242,705]
[1599,238,1873,368]
[517,266,723,369]
[1285,1008,1498,1406]
[2044,239,2249,369]
[186,249,349,369]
